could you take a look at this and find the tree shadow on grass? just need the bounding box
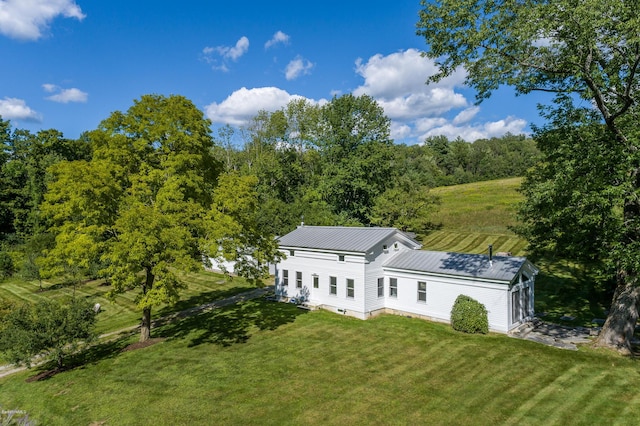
[25,333,134,382]
[156,299,306,348]
[534,258,612,326]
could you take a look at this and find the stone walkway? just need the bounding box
[510,319,596,350]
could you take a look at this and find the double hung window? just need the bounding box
[330,276,337,295]
[417,281,426,302]
[346,279,354,298]
[389,278,398,298]
[296,271,302,288]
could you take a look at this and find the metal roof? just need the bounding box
[383,250,528,283]
[278,226,421,253]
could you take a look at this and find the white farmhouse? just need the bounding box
[275,225,538,333]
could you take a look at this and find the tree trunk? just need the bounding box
[140,267,154,342]
[596,168,640,354]
[140,307,151,342]
[594,276,640,355]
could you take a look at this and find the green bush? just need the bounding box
[450,294,489,334]
[0,297,98,369]
[0,250,14,280]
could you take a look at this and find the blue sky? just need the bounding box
[0,0,548,144]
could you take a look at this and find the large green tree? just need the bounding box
[368,177,439,237]
[0,127,90,239]
[318,94,396,224]
[42,95,279,342]
[418,0,640,352]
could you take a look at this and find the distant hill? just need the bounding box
[422,177,528,256]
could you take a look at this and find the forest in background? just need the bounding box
[0,94,540,283]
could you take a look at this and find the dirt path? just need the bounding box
[0,286,274,379]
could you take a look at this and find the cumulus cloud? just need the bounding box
[0,97,41,121]
[205,87,301,126]
[452,106,480,125]
[353,49,467,121]
[205,87,325,127]
[43,83,88,103]
[0,0,85,40]
[353,49,528,142]
[265,30,289,49]
[417,116,528,142]
[202,36,249,71]
[285,56,313,80]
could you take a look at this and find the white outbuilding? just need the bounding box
[275,225,538,333]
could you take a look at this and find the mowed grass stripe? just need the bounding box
[613,381,640,423]
[459,234,495,253]
[503,365,587,425]
[2,304,640,425]
[422,230,464,250]
[423,230,527,256]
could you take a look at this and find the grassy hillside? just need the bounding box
[424,177,527,256]
[430,177,523,234]
[1,303,638,425]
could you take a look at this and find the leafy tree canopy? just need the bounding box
[42,95,280,342]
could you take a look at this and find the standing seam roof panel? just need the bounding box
[278,226,415,253]
[383,250,527,282]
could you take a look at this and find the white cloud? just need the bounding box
[205,87,326,127]
[202,36,249,71]
[376,90,467,121]
[353,49,528,143]
[417,116,528,142]
[452,106,480,125]
[0,0,85,40]
[265,30,289,49]
[285,56,313,80]
[42,83,57,93]
[353,49,467,121]
[390,122,412,141]
[205,87,301,126]
[0,97,41,121]
[204,36,249,61]
[43,84,88,103]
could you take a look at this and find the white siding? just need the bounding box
[380,269,511,332]
[275,239,536,333]
[275,249,367,317]
[207,257,276,275]
[507,267,537,329]
[363,236,417,316]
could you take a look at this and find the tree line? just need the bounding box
[0,93,536,350]
[1,95,538,246]
[209,95,539,237]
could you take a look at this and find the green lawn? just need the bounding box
[425,177,528,255]
[1,301,638,425]
[0,177,632,424]
[0,270,259,335]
